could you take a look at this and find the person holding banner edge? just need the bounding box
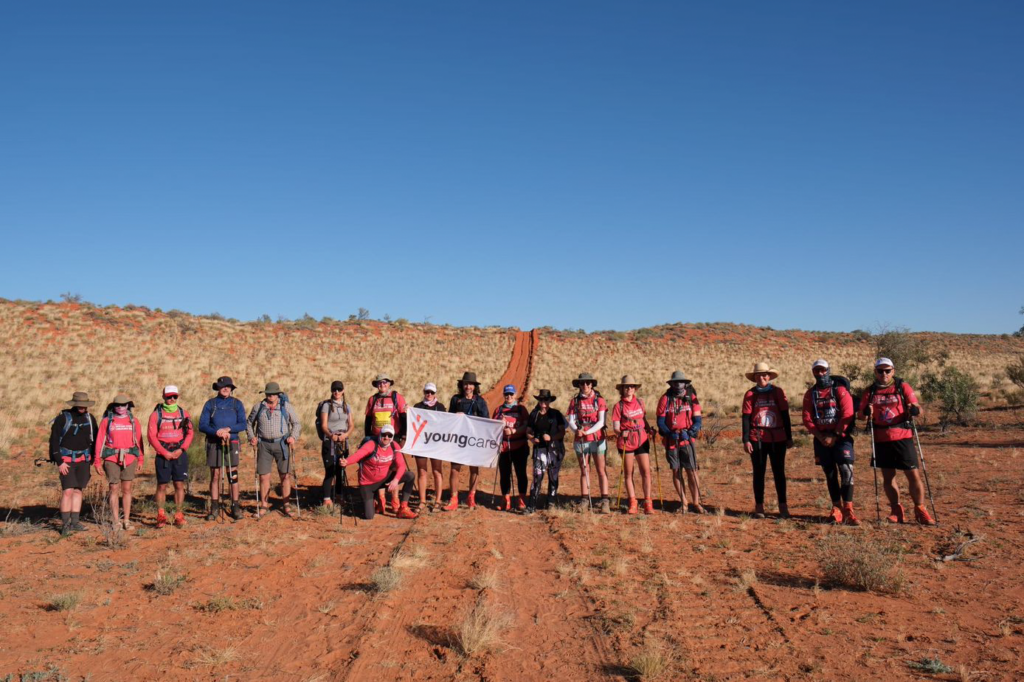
[413,382,447,511]
[445,372,490,511]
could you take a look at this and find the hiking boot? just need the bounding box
[122,520,134,532]
[443,495,459,512]
[397,503,418,520]
[642,499,655,515]
[600,498,611,514]
[69,520,87,532]
[173,512,186,528]
[525,505,535,515]
[778,504,791,520]
[842,502,860,526]
[886,503,905,524]
[752,505,766,519]
[498,494,511,511]
[60,523,72,537]
[914,505,936,526]
[828,506,843,525]
[467,491,477,510]
[374,497,385,515]
[206,502,220,521]
[390,494,401,514]
[516,495,527,511]
[231,501,244,520]
[156,508,168,529]
[627,498,638,515]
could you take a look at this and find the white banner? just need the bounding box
[401,407,504,467]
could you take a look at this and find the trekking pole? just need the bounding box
[286,440,301,519]
[651,435,664,511]
[491,436,504,509]
[911,420,939,525]
[331,439,342,526]
[254,442,262,521]
[219,440,228,523]
[869,420,881,524]
[582,450,593,512]
[614,453,624,510]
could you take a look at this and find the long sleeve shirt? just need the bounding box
[345,440,406,486]
[246,400,301,441]
[199,395,248,443]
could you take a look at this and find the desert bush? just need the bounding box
[47,591,81,612]
[1007,354,1024,392]
[817,532,904,593]
[149,568,186,595]
[873,325,931,380]
[698,405,727,448]
[921,365,979,429]
[369,566,401,594]
[627,637,677,680]
[454,599,514,657]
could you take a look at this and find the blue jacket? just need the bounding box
[199,395,247,443]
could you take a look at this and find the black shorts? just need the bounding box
[155,454,189,484]
[814,437,854,467]
[621,440,651,456]
[873,438,918,470]
[206,440,240,468]
[665,442,698,471]
[59,461,92,490]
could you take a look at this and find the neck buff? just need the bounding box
[161,403,180,412]
[672,385,687,397]
[114,405,128,416]
[423,397,437,407]
[814,371,833,390]
[754,384,774,394]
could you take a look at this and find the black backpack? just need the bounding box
[814,375,855,435]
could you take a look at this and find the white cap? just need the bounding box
[875,357,894,368]
[424,382,437,393]
[380,424,396,435]
[811,359,829,370]
[163,385,180,396]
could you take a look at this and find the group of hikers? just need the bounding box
[47,358,936,535]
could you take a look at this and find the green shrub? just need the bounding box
[817,532,905,593]
[921,365,979,429]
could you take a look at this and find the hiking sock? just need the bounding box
[70,512,80,524]
[61,511,71,525]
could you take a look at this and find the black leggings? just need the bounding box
[500,446,529,496]
[359,470,414,520]
[750,441,787,506]
[530,446,565,505]
[823,463,854,504]
[321,439,350,501]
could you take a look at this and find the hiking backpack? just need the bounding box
[315,399,350,440]
[254,393,291,437]
[866,377,909,427]
[810,376,855,435]
[153,404,192,440]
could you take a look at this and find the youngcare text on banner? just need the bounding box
[401,407,503,467]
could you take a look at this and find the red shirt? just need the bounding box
[492,403,530,451]
[364,391,408,437]
[566,392,607,443]
[347,440,406,486]
[802,386,853,435]
[859,381,917,443]
[147,407,195,458]
[656,393,702,446]
[95,415,145,467]
[612,398,648,452]
[742,386,789,443]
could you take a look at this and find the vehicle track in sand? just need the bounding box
[481,329,538,412]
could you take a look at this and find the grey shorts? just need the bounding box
[257,440,291,476]
[665,442,698,471]
[103,460,138,483]
[206,441,241,468]
[573,439,606,464]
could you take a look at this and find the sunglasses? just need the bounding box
[332,389,344,393]
[875,368,893,374]
[424,390,436,395]
[380,433,394,439]
[812,367,828,374]
[165,395,179,400]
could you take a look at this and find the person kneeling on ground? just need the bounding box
[147,385,194,528]
[49,391,99,535]
[339,424,417,520]
[247,382,301,518]
[95,394,146,531]
[860,357,934,525]
[802,360,858,525]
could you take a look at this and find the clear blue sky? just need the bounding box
[2,1,1021,333]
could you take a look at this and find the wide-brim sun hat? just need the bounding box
[111,393,134,408]
[616,375,641,390]
[212,376,237,391]
[372,373,394,387]
[666,370,690,384]
[457,371,480,386]
[261,382,283,395]
[65,391,95,407]
[572,372,598,388]
[745,362,780,382]
[534,389,556,402]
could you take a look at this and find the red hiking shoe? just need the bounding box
[155,508,168,529]
[842,502,860,526]
[828,506,843,525]
[642,499,655,515]
[516,495,526,510]
[914,505,936,526]
[467,491,477,509]
[498,495,511,511]
[390,494,401,514]
[397,503,418,520]
[173,511,186,528]
[443,495,459,511]
[627,498,638,515]
[886,503,905,524]
[374,497,385,515]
